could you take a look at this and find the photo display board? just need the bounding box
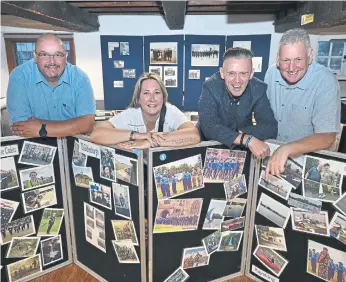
[247,140,346,282]
[148,142,255,282]
[1,137,72,282]
[65,136,145,282]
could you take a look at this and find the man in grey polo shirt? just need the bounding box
[265,28,341,176]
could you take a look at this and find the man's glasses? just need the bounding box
[36,52,66,61]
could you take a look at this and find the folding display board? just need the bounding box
[245,140,346,282]
[100,35,144,110]
[0,136,72,282]
[184,35,226,111]
[64,136,146,282]
[143,35,184,109]
[226,34,271,81]
[147,141,256,282]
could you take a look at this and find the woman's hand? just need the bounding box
[117,139,152,150]
[150,132,168,146]
[133,132,157,147]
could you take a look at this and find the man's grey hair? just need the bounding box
[223,47,253,63]
[279,28,311,51]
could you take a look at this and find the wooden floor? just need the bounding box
[31,264,255,282]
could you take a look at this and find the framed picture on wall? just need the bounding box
[150,42,177,64]
[191,44,219,67]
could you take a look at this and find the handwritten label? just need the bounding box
[79,139,100,159]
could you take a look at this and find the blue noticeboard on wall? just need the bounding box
[143,35,184,109]
[100,36,144,110]
[226,34,271,81]
[184,35,226,111]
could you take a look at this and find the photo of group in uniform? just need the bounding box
[123,69,136,78]
[20,165,55,191]
[163,267,189,282]
[6,237,40,258]
[150,42,177,64]
[21,185,57,213]
[37,208,64,236]
[188,69,200,80]
[73,165,94,188]
[191,44,220,67]
[153,154,204,200]
[112,240,139,264]
[0,198,19,224]
[291,208,329,236]
[329,212,346,244]
[40,235,63,266]
[89,182,112,210]
[255,225,287,252]
[258,170,293,200]
[148,66,162,79]
[19,141,56,166]
[72,141,87,167]
[111,220,138,245]
[1,157,19,192]
[113,183,132,220]
[7,254,42,282]
[163,66,178,88]
[202,230,222,255]
[1,215,35,245]
[181,246,209,269]
[224,174,247,201]
[100,147,116,182]
[218,230,243,252]
[114,154,138,186]
[287,192,322,214]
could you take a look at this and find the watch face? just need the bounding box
[39,125,47,137]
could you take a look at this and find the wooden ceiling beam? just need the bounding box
[67,1,158,8]
[161,1,186,30]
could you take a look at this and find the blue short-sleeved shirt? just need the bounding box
[265,61,341,143]
[7,59,96,123]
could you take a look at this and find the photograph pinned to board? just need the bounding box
[148,65,163,79]
[221,216,245,232]
[150,42,177,64]
[0,215,36,245]
[233,41,251,50]
[255,225,287,252]
[153,154,204,200]
[218,230,243,252]
[100,146,116,182]
[188,69,200,80]
[108,42,119,58]
[201,230,222,255]
[0,157,19,192]
[114,60,125,68]
[224,174,247,201]
[181,246,209,269]
[163,267,189,282]
[252,57,263,72]
[20,165,55,191]
[191,44,219,67]
[223,198,247,218]
[0,144,19,158]
[72,165,94,188]
[153,198,203,233]
[333,191,346,217]
[111,220,138,245]
[112,240,140,264]
[258,170,293,200]
[291,208,329,237]
[120,42,129,55]
[114,81,124,88]
[256,193,291,229]
[202,199,226,230]
[287,192,322,214]
[72,140,87,167]
[7,254,42,282]
[114,153,138,185]
[113,182,132,220]
[89,182,112,210]
[123,69,136,78]
[19,141,57,166]
[6,237,40,258]
[37,208,64,237]
[303,179,341,203]
[164,66,178,88]
[22,185,57,214]
[41,235,64,266]
[329,212,346,244]
[0,198,20,224]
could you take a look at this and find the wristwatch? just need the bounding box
[39,124,47,138]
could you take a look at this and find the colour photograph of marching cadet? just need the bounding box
[188,69,200,80]
[123,69,136,78]
[150,42,177,64]
[114,60,124,68]
[259,170,293,200]
[112,182,132,220]
[20,165,55,191]
[22,185,57,214]
[120,42,129,55]
[181,246,209,269]
[153,154,204,200]
[255,225,287,252]
[111,220,138,245]
[253,245,289,277]
[163,267,189,282]
[224,174,247,201]
[72,165,94,188]
[287,192,322,214]
[72,141,87,167]
[40,235,63,266]
[0,198,19,224]
[18,141,56,166]
[256,193,290,228]
[112,240,140,264]
[153,198,203,233]
[100,146,116,182]
[202,230,222,255]
[37,208,64,236]
[148,66,162,79]
[291,208,329,237]
[115,154,138,185]
[191,44,219,67]
[1,157,19,192]
[334,192,346,217]
[0,215,35,245]
[221,217,245,232]
[203,199,226,230]
[307,240,346,282]
[218,230,243,252]
[89,182,112,210]
[329,212,346,245]
[203,148,247,183]
[164,66,178,88]
[7,254,42,282]
[6,237,40,258]
[223,198,247,218]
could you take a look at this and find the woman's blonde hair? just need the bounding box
[128,72,168,108]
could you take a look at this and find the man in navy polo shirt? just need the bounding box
[7,33,95,138]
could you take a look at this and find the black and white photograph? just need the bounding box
[84,203,106,253]
[72,140,87,167]
[163,267,189,282]
[191,44,220,66]
[182,246,209,269]
[150,42,177,64]
[18,141,56,166]
[123,69,136,78]
[221,217,245,231]
[224,174,247,201]
[113,182,132,219]
[164,66,178,88]
[303,179,341,203]
[334,191,346,216]
[112,240,140,264]
[218,230,243,252]
[0,198,19,224]
[40,235,63,266]
[37,208,64,236]
[22,185,57,214]
[120,42,129,55]
[256,193,291,228]
[149,65,162,79]
[100,146,116,182]
[291,208,329,236]
[6,237,40,258]
[1,215,36,245]
[72,165,94,188]
[202,199,226,230]
[115,154,138,185]
[113,80,124,88]
[84,202,94,219]
[89,182,112,210]
[7,254,42,282]
[111,220,138,245]
[108,41,119,58]
[223,198,247,218]
[188,69,200,80]
[287,192,322,214]
[1,157,19,192]
[114,60,124,68]
[255,225,287,252]
[258,170,293,200]
[20,165,55,191]
[202,230,222,255]
[329,212,346,244]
